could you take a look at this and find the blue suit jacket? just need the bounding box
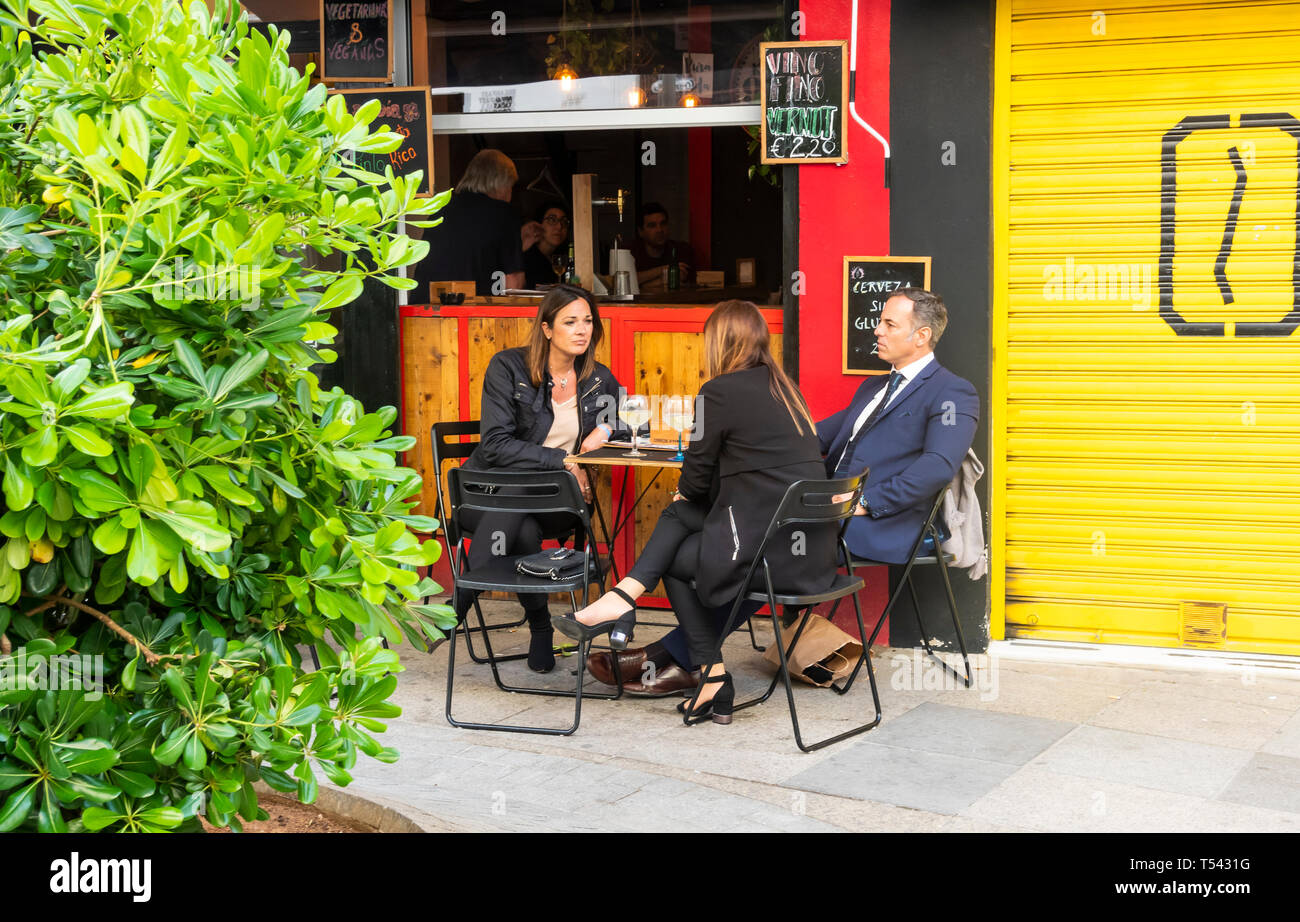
[817,358,979,564]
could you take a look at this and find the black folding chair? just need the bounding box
[430,421,535,664]
[831,489,973,688]
[683,475,881,753]
[444,467,620,736]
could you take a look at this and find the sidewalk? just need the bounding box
[339,601,1300,833]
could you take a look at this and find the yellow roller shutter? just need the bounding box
[992,0,1300,654]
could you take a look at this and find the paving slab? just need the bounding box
[1260,710,1300,760]
[1217,753,1300,815]
[961,765,1300,834]
[1031,725,1256,799]
[783,740,1021,814]
[843,700,1076,766]
[1090,680,1296,750]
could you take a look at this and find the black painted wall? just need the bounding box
[322,275,400,415]
[888,0,994,652]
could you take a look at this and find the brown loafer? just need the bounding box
[625,663,699,698]
[587,647,647,686]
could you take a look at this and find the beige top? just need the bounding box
[544,395,579,452]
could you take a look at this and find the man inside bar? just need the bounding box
[630,202,696,291]
[412,149,527,297]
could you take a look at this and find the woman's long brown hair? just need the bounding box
[703,300,815,435]
[525,284,604,387]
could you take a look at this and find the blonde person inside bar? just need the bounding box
[456,284,628,673]
[551,301,836,723]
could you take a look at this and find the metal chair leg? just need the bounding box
[755,596,880,752]
[445,592,624,736]
[906,531,973,687]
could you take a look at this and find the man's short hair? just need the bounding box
[456,149,518,196]
[894,287,948,345]
[636,201,668,227]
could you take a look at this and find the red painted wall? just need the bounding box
[796,0,893,640]
[798,0,891,419]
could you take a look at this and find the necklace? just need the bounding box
[550,368,572,389]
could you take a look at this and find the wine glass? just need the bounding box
[662,395,693,462]
[550,250,567,283]
[619,395,650,457]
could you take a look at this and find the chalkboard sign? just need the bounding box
[320,0,392,82]
[760,40,848,165]
[333,87,433,197]
[843,256,931,374]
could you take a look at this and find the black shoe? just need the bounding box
[551,587,637,650]
[679,672,734,725]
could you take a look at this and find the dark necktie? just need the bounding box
[834,370,902,477]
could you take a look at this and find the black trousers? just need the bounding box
[455,508,582,622]
[628,501,760,668]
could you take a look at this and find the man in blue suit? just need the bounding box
[820,287,979,562]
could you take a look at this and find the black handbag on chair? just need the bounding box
[515,547,592,581]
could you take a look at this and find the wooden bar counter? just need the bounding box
[399,294,783,587]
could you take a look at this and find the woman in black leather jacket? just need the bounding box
[456,284,625,672]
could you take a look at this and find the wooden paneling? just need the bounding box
[465,317,612,419]
[401,316,459,518]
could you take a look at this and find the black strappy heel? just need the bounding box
[678,672,734,725]
[551,586,638,650]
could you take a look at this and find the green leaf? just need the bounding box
[38,788,68,833]
[3,457,33,510]
[0,782,36,832]
[51,359,91,401]
[0,759,33,792]
[64,425,113,456]
[215,349,268,400]
[82,805,124,831]
[63,382,134,419]
[152,726,190,766]
[316,275,363,311]
[21,427,58,468]
[146,500,231,553]
[64,469,131,511]
[92,516,130,554]
[56,739,120,774]
[171,338,208,388]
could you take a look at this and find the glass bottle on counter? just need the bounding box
[667,245,680,290]
[564,243,576,284]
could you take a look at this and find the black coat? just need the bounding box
[677,365,836,608]
[465,347,624,471]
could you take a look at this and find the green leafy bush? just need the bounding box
[0,0,453,831]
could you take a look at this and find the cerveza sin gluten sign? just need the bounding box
[843,256,931,374]
[332,87,433,196]
[320,0,391,82]
[760,40,848,165]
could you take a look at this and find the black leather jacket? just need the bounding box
[464,346,626,471]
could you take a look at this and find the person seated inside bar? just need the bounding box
[522,202,570,289]
[630,202,696,291]
[412,149,526,297]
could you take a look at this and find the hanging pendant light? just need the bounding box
[555,62,578,91]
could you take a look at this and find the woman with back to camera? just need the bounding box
[522,202,570,289]
[552,300,835,723]
[456,283,624,673]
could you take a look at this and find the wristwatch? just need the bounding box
[858,494,871,514]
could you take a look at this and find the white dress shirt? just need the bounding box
[846,351,936,441]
